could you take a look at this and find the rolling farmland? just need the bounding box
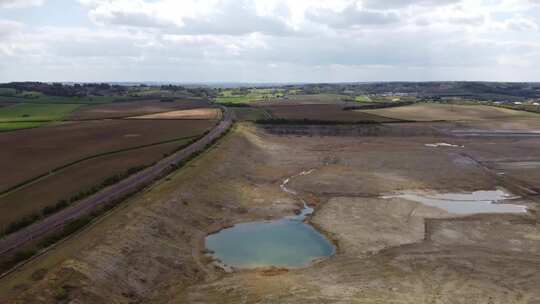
[0,119,216,193]
[68,99,211,120]
[260,104,397,122]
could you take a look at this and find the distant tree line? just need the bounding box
[0,82,129,97]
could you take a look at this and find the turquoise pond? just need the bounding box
[205,205,335,269]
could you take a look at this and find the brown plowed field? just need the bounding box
[68,100,211,120]
[260,104,397,122]
[0,119,216,193]
[0,138,193,226]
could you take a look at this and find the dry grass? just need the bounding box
[359,103,539,121]
[129,108,220,120]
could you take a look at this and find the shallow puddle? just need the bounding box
[205,204,335,269]
[383,189,527,215]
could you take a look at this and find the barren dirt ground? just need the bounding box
[129,108,221,120]
[1,120,539,304]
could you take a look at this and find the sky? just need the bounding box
[1,0,540,83]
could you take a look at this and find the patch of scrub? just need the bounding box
[205,204,335,269]
[425,143,463,148]
[383,189,527,215]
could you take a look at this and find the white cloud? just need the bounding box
[1,0,540,82]
[306,4,400,28]
[0,0,44,8]
[361,0,461,9]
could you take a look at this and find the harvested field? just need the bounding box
[360,103,538,121]
[2,123,539,303]
[260,104,397,122]
[0,119,216,193]
[68,100,211,120]
[0,138,194,227]
[130,108,220,120]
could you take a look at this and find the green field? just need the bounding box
[215,96,256,104]
[0,103,81,130]
[0,88,17,96]
[363,95,419,103]
[215,88,287,104]
[355,95,372,103]
[0,122,43,131]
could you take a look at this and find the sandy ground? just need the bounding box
[1,120,539,303]
[129,108,221,120]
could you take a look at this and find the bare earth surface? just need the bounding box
[1,116,539,303]
[68,100,210,120]
[129,108,221,120]
[360,103,539,121]
[0,119,215,193]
